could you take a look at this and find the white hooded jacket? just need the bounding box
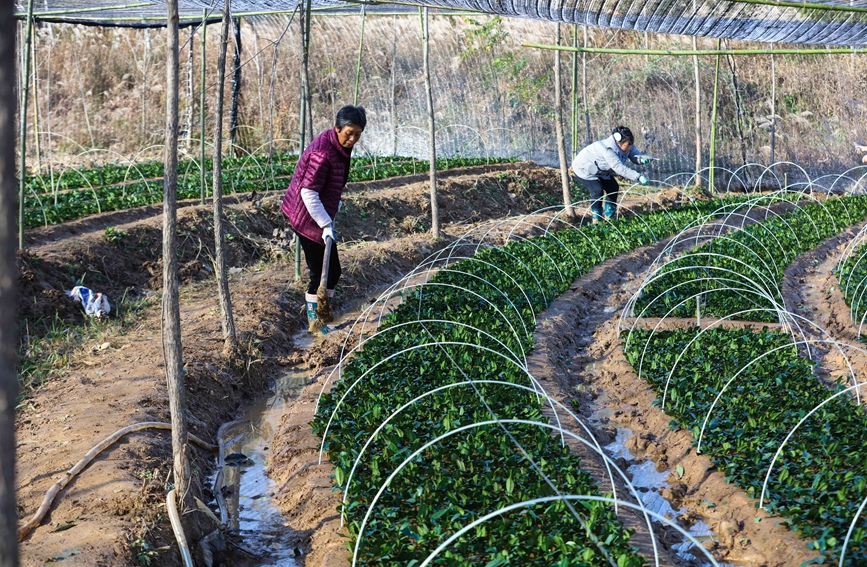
[572,135,644,182]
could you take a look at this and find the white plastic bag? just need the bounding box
[66,286,111,318]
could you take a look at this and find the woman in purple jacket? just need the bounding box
[282,105,366,331]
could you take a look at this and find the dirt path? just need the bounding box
[781,219,867,388]
[15,164,570,566]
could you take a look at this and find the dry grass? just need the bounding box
[18,17,867,180]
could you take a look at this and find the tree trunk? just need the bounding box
[214,0,238,355]
[390,14,397,156]
[581,25,591,145]
[229,16,241,155]
[0,1,20,563]
[725,47,749,176]
[421,7,439,239]
[554,24,573,219]
[692,36,702,188]
[163,0,193,522]
[770,54,776,167]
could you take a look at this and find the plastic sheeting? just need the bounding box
[13,0,867,45]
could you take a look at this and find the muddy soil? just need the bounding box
[262,196,827,567]
[781,219,867,387]
[14,163,565,567]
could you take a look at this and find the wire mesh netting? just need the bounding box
[14,0,867,46]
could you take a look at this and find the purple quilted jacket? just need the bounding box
[282,128,352,243]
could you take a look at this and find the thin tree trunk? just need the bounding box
[18,0,34,249]
[184,27,194,151]
[163,0,192,521]
[692,35,702,188]
[45,25,56,204]
[250,23,263,141]
[229,16,241,155]
[30,31,39,172]
[72,35,94,148]
[770,54,776,167]
[214,0,238,354]
[554,24,573,219]
[390,14,397,156]
[0,1,20,562]
[725,47,749,173]
[582,25,590,145]
[142,28,150,139]
[421,7,439,239]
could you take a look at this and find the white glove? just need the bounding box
[638,175,649,185]
[322,224,335,244]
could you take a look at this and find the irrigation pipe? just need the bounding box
[17,421,217,541]
[167,489,195,567]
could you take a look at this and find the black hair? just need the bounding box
[335,105,367,130]
[612,125,634,144]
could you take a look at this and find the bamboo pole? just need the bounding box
[353,4,365,106]
[0,0,20,563]
[199,8,207,204]
[522,43,865,56]
[16,2,151,17]
[709,39,722,193]
[184,27,193,151]
[17,0,34,250]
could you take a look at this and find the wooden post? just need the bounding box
[228,16,241,155]
[709,38,722,193]
[214,0,238,353]
[199,8,207,204]
[163,0,192,519]
[17,0,34,249]
[354,4,365,106]
[421,7,439,239]
[0,0,20,563]
[554,24,573,218]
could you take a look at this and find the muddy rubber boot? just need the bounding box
[590,202,604,223]
[604,202,617,219]
[305,293,319,334]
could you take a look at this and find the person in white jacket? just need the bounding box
[571,126,651,221]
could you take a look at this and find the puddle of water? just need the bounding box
[217,369,311,566]
[601,421,743,567]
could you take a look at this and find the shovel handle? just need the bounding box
[320,235,333,291]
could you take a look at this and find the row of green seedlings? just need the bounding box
[624,194,867,564]
[633,194,867,323]
[23,156,513,229]
[835,229,867,339]
[312,196,759,566]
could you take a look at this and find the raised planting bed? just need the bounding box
[633,194,867,323]
[312,196,761,566]
[623,326,867,565]
[23,156,516,228]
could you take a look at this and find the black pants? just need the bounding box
[297,232,342,294]
[579,177,620,219]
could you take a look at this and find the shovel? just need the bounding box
[312,235,335,332]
